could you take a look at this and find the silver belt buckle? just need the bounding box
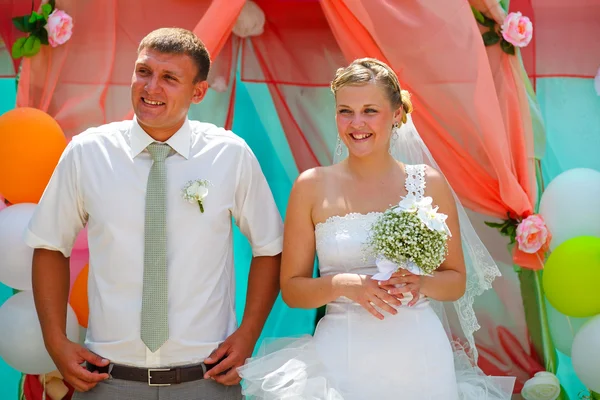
[148,368,171,386]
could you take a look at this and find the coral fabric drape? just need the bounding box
[15,0,244,139]
[239,0,346,171]
[321,0,535,220]
[0,0,43,77]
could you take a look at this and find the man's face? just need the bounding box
[131,48,207,135]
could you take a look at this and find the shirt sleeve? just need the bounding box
[232,143,283,257]
[24,138,87,257]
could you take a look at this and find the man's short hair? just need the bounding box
[138,27,211,83]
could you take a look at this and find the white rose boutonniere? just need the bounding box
[181,179,211,213]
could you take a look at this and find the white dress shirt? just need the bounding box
[25,118,283,367]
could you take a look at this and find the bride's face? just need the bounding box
[335,83,401,159]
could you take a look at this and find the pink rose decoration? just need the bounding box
[501,12,533,48]
[516,214,551,254]
[44,9,73,47]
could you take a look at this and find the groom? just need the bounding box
[26,28,283,399]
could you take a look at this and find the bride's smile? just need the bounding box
[335,83,403,160]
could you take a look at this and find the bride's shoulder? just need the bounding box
[294,165,339,187]
[290,165,339,204]
[422,164,443,181]
[419,164,454,203]
[290,166,327,199]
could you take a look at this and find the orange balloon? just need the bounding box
[0,107,66,204]
[69,264,89,328]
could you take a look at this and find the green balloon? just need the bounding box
[543,236,600,318]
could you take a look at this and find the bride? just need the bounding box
[238,58,515,399]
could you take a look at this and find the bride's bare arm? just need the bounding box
[280,169,401,318]
[279,168,340,309]
[418,166,467,301]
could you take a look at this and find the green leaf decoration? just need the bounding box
[484,221,505,229]
[501,39,516,55]
[471,7,485,24]
[29,11,46,24]
[22,35,41,57]
[482,14,497,29]
[482,30,501,46]
[42,3,53,19]
[485,218,519,243]
[11,37,27,59]
[12,16,32,33]
[38,28,49,45]
[49,0,56,11]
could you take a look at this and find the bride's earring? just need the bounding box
[389,123,400,155]
[392,122,400,140]
[335,136,343,156]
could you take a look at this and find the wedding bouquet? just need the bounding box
[367,194,451,280]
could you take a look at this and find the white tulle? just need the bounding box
[238,157,515,399]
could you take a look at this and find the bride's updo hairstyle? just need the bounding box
[330,58,413,124]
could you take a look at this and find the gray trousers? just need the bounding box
[72,377,242,400]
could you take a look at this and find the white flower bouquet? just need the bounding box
[367,194,452,280]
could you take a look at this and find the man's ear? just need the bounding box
[192,81,209,104]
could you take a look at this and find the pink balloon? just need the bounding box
[69,248,89,293]
[73,226,88,250]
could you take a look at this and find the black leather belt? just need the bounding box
[86,361,215,386]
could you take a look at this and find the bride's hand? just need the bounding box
[336,274,402,320]
[379,270,423,307]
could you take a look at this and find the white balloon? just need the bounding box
[78,325,87,346]
[0,203,37,290]
[546,300,589,356]
[539,168,600,250]
[0,291,79,374]
[571,314,600,392]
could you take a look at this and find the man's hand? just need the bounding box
[203,328,257,386]
[47,337,110,392]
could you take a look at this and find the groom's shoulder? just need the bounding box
[71,120,132,145]
[190,121,247,147]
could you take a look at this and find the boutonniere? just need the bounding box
[181,179,211,213]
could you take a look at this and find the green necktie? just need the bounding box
[141,143,171,352]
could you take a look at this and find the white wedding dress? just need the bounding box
[238,165,515,399]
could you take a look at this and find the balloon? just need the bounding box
[0,291,79,374]
[546,300,589,356]
[72,226,88,250]
[69,248,89,294]
[539,168,600,250]
[543,236,600,317]
[69,264,89,328]
[571,315,600,392]
[78,326,87,346]
[0,107,66,204]
[0,193,7,212]
[0,203,37,290]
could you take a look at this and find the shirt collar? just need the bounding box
[129,117,191,160]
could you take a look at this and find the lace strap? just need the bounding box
[404,164,426,200]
